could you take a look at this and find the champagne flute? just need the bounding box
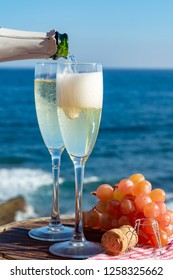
[49,63,103,258]
[28,63,73,241]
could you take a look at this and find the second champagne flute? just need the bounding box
[28,63,73,241]
[50,62,103,258]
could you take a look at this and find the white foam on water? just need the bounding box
[167,202,173,211]
[84,176,100,184]
[0,167,64,202]
[15,204,38,221]
[166,192,173,210]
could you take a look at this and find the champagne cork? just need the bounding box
[101,228,128,256]
[120,225,138,248]
[101,226,138,256]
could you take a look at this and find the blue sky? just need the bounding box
[1,0,173,68]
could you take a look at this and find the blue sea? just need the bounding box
[0,67,173,221]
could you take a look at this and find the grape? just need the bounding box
[100,213,113,231]
[95,200,108,214]
[129,173,145,185]
[118,178,134,195]
[123,194,136,201]
[142,219,158,235]
[160,224,173,237]
[156,202,167,214]
[96,184,113,201]
[143,202,160,218]
[82,211,88,227]
[111,217,119,228]
[150,229,168,247]
[84,173,173,247]
[106,200,120,217]
[134,194,152,211]
[167,209,173,224]
[156,212,171,227]
[138,229,150,245]
[120,198,135,214]
[112,187,124,201]
[118,215,132,226]
[85,209,101,229]
[130,211,145,226]
[149,188,166,203]
[133,180,152,196]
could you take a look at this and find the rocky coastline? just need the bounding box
[0,196,26,226]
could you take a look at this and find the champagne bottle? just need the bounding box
[0,27,68,62]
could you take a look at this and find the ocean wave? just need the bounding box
[0,167,64,202]
[165,192,173,210]
[15,203,38,221]
[84,176,100,184]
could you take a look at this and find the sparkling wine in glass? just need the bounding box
[49,63,103,258]
[28,63,73,241]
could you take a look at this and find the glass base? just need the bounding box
[49,240,103,259]
[28,225,74,242]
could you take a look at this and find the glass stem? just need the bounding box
[49,148,64,228]
[71,157,86,243]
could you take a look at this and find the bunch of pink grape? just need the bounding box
[84,173,173,247]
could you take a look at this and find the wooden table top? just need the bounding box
[0,217,103,260]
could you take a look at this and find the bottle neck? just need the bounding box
[51,32,68,60]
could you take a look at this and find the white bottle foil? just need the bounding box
[0,28,57,62]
